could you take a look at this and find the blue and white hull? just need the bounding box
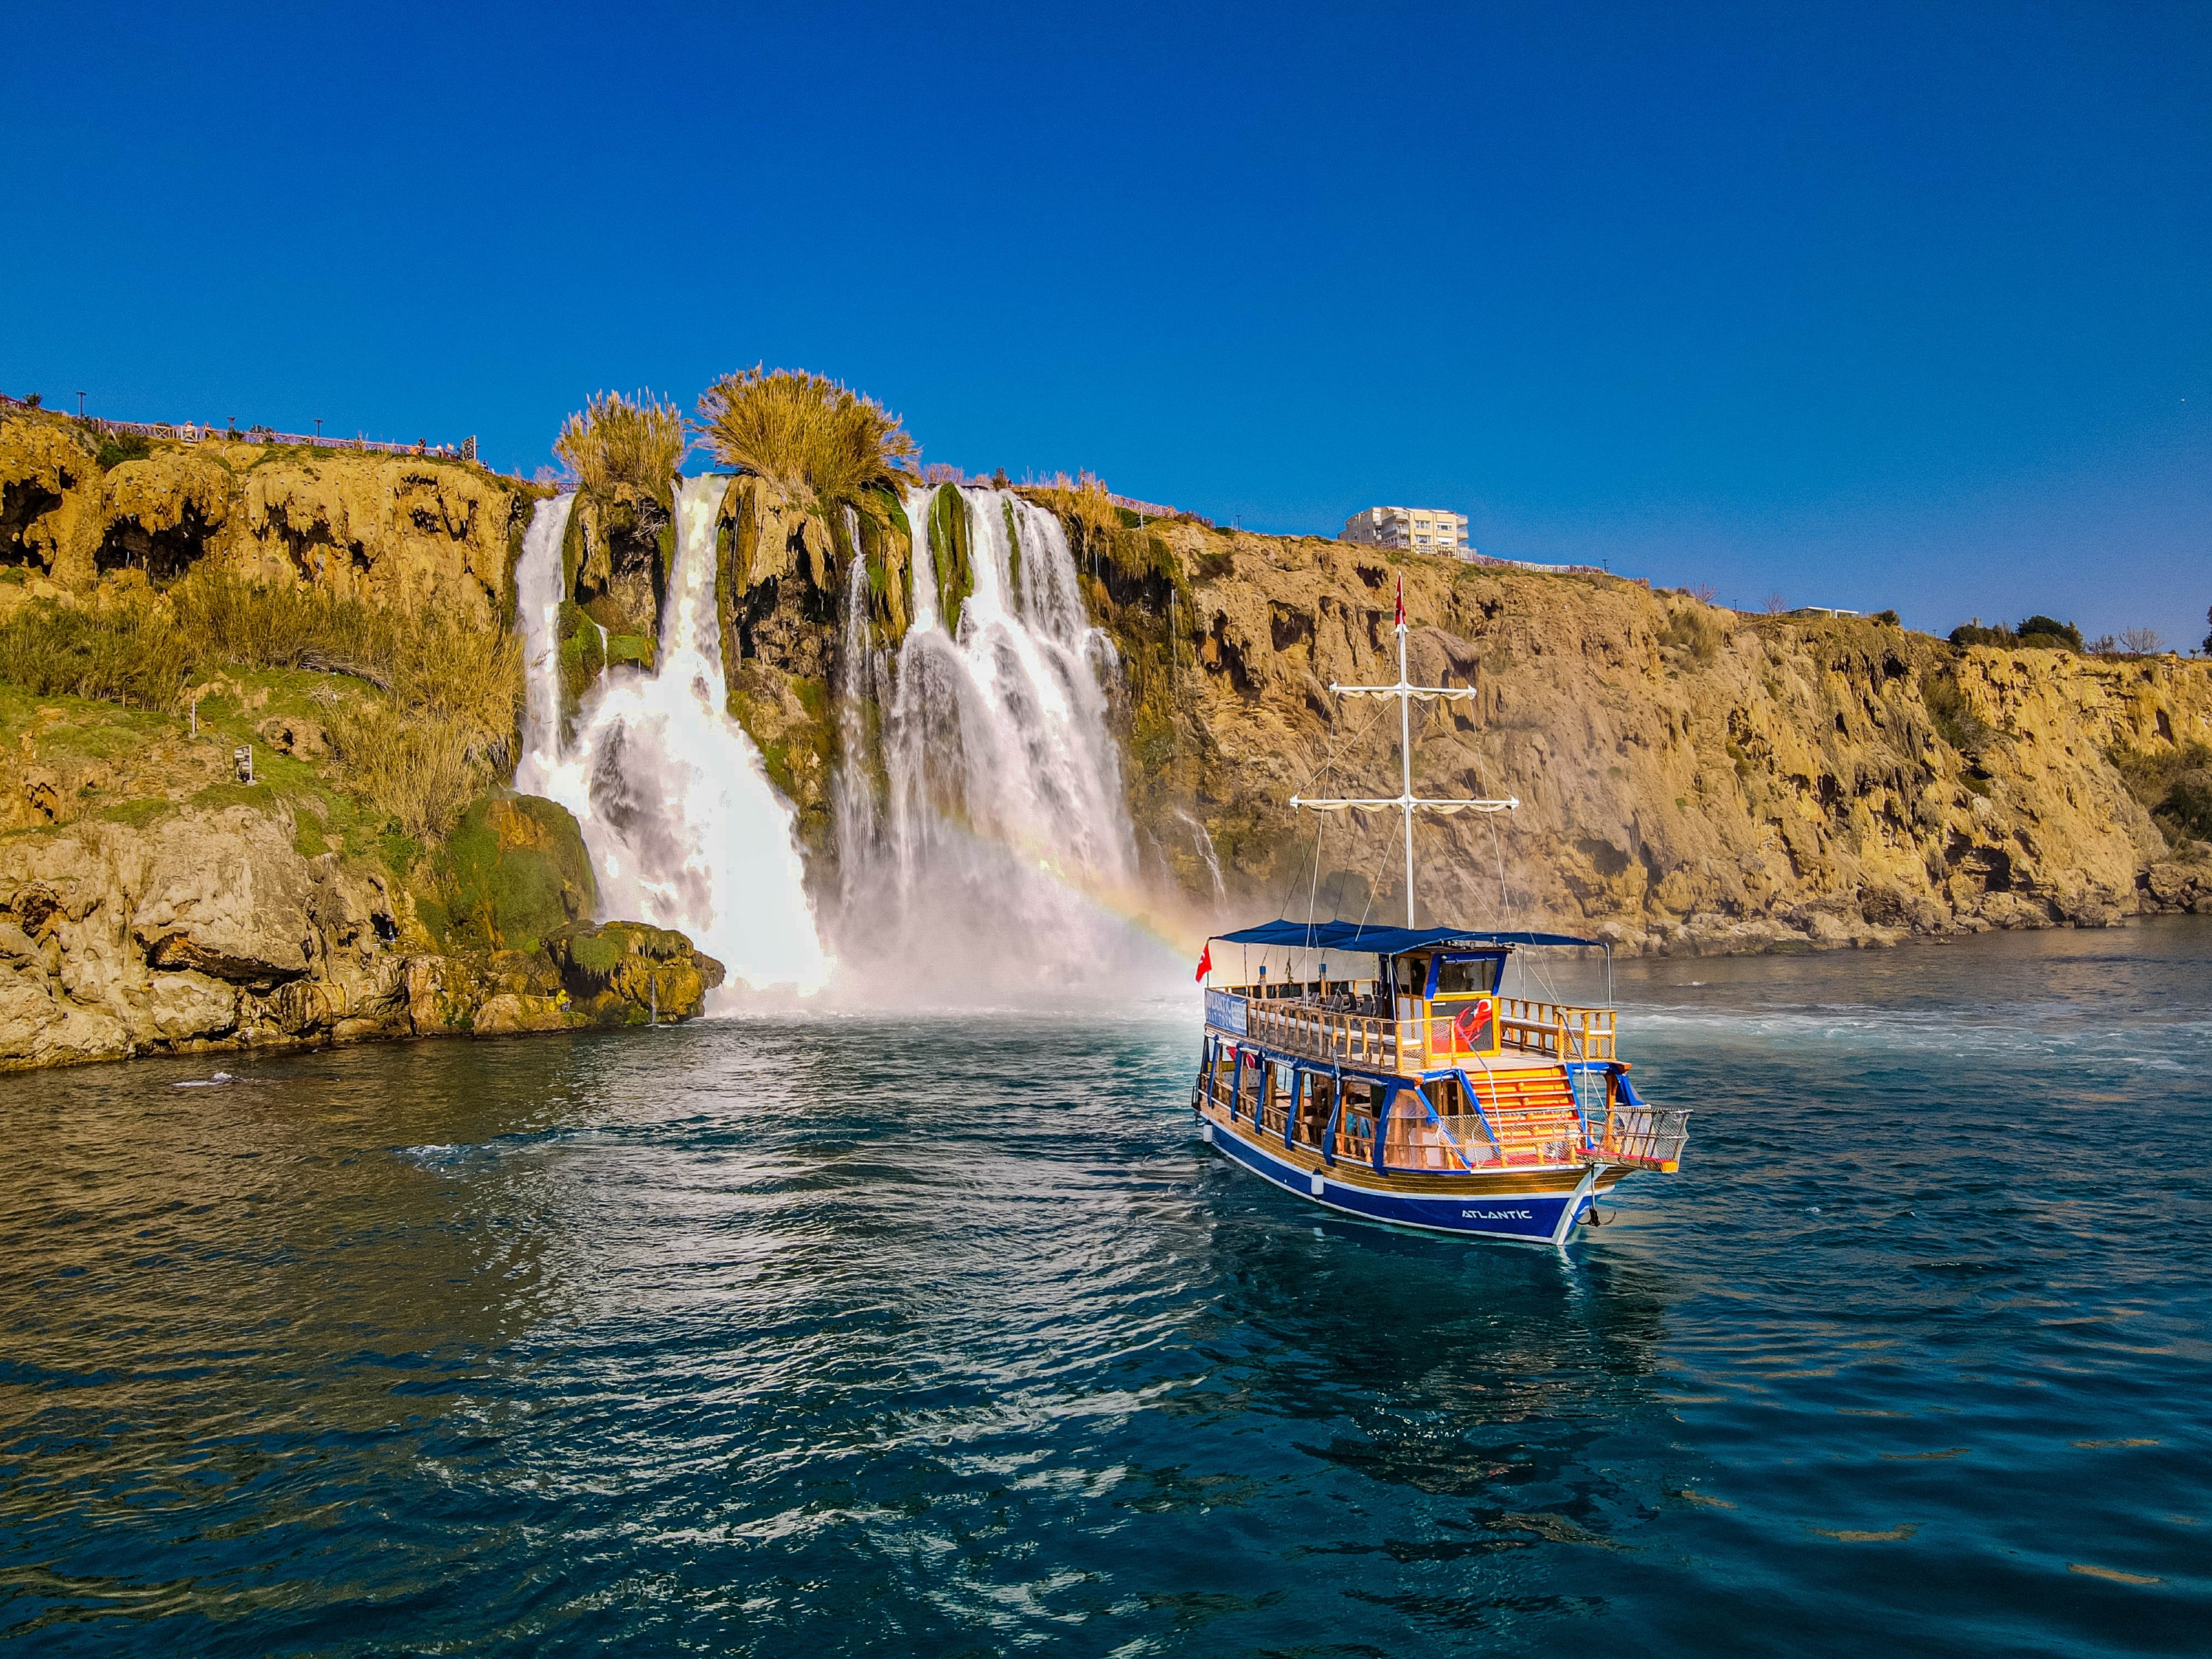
[1197,1113,1617,1246]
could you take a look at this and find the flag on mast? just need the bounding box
[1194,942,1212,982]
[1394,573,1405,630]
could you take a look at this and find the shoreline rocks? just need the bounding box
[0,801,725,1075]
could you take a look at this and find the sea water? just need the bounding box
[1,921,2205,1655]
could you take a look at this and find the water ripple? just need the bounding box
[0,923,2206,1653]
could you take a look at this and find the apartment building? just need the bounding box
[1342,505,1470,554]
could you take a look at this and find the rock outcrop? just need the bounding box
[0,793,724,1073]
[1,408,540,622]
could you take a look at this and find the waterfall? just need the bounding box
[513,493,574,786]
[831,484,1159,1000]
[514,478,829,995]
[831,507,881,911]
[1175,810,1227,904]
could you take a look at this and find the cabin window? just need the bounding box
[1434,956,1502,995]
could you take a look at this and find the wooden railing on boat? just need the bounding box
[1495,998,1616,1063]
[1240,998,1401,1070]
[1220,988,1615,1077]
[1200,1052,1686,1172]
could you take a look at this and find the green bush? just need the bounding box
[2114,741,2212,848]
[1921,667,1992,754]
[2162,771,2212,844]
[2017,614,2084,651]
[0,589,189,707]
[95,431,151,470]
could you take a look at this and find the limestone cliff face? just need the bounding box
[1115,525,2212,948]
[0,802,403,1068]
[1,409,537,622]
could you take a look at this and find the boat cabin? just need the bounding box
[1203,922,1615,1076]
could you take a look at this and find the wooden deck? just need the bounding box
[1222,987,1615,1079]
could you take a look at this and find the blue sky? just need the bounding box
[4,1,2206,644]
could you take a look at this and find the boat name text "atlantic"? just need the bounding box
[1461,1208,1534,1220]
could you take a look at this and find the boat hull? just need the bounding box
[1197,1111,1622,1245]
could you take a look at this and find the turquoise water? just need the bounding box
[2,921,2207,1655]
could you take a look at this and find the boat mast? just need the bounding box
[1291,576,1518,928]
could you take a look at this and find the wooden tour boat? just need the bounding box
[1193,582,1690,1244]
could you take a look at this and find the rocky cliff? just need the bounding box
[7,403,2211,1077]
[1096,523,2212,948]
[0,414,527,623]
[524,465,2212,952]
[0,410,722,1071]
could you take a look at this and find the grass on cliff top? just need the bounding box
[696,366,917,508]
[1024,471,1120,546]
[0,572,519,844]
[0,669,394,863]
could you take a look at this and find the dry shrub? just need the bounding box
[173,569,520,841]
[696,366,917,507]
[327,609,519,841]
[170,568,402,675]
[0,584,189,707]
[555,391,686,507]
[1027,470,1119,548]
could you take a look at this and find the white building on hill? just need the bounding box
[1343,505,1470,555]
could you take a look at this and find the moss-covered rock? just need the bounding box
[545,919,725,1024]
[426,793,597,954]
[853,484,911,641]
[927,484,972,626]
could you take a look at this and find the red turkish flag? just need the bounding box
[1194,942,1213,982]
[1394,573,1405,630]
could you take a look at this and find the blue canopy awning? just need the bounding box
[1210,919,1601,953]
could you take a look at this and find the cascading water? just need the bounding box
[830,484,1166,1000]
[830,508,880,916]
[513,493,575,784]
[515,479,829,995]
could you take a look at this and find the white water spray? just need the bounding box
[832,484,1165,999]
[515,479,829,995]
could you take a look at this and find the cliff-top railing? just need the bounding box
[0,392,476,462]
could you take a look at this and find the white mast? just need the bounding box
[1290,576,1517,927]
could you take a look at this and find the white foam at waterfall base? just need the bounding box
[826,484,1180,1006]
[516,479,829,997]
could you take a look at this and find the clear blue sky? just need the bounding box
[4,1,2206,645]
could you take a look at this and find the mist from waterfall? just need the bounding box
[829,485,1172,1002]
[515,479,829,995]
